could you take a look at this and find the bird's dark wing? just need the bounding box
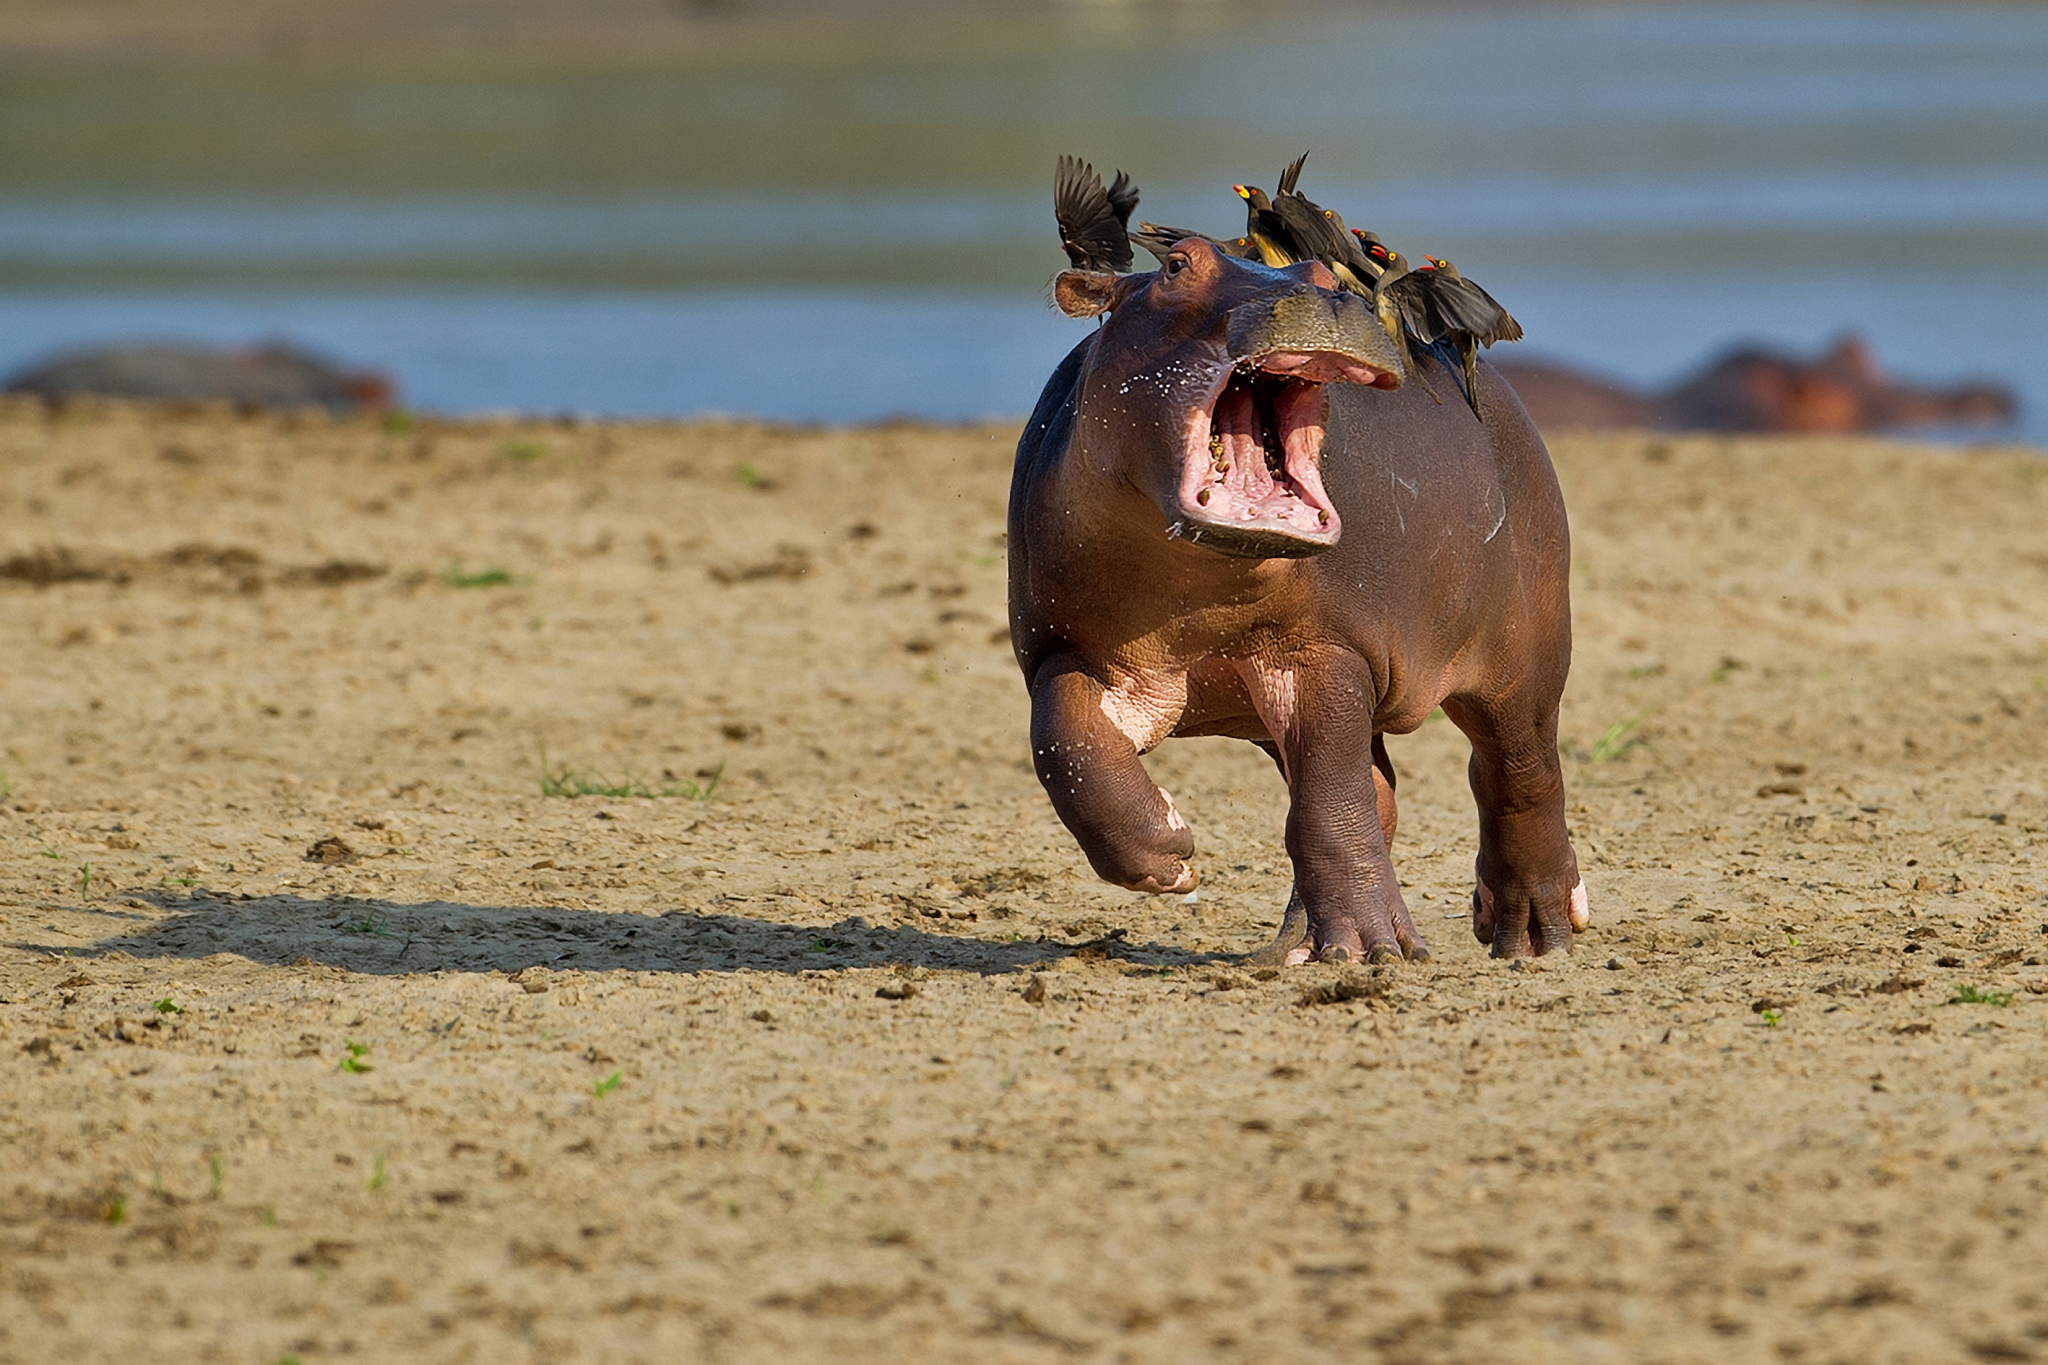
[1273,193,1349,265]
[1382,273,1444,343]
[1054,156,1135,274]
[1427,274,1524,345]
[1321,208,1379,277]
[1130,222,1227,262]
[1105,170,1141,229]
[1276,150,1310,198]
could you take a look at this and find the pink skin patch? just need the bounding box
[1175,360,1361,546]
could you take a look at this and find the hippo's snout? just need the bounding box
[1225,286,1404,387]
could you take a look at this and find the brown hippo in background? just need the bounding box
[1496,334,2015,435]
[1010,240,1586,962]
[5,342,394,415]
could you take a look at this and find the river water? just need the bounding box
[2,3,2044,434]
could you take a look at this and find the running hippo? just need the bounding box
[1009,240,1587,960]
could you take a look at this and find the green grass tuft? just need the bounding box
[594,1070,623,1098]
[1588,717,1645,762]
[538,746,720,800]
[500,438,546,462]
[152,998,182,1014]
[1948,984,2013,1007]
[368,1154,388,1191]
[338,1041,374,1074]
[440,562,516,588]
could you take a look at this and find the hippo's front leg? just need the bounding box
[1029,659,1195,895]
[1256,659,1429,964]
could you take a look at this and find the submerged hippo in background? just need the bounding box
[5,342,394,415]
[1009,240,1587,961]
[1496,334,2016,435]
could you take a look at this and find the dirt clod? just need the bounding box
[305,836,356,864]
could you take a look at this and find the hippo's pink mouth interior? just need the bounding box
[1173,359,1344,552]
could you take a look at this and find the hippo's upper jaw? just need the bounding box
[1169,361,1345,559]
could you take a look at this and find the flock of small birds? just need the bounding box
[1053,152,1523,417]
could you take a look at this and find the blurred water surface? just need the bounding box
[2,3,2044,431]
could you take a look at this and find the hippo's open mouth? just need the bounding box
[1171,357,1355,558]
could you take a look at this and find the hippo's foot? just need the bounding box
[1473,872,1589,958]
[1244,886,1428,967]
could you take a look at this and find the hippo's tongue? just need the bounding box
[1175,367,1340,555]
[1209,383,1286,504]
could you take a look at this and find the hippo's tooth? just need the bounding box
[1197,487,1212,506]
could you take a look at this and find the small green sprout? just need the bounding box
[594,1070,623,1098]
[79,863,91,897]
[538,747,720,800]
[1760,1009,1782,1027]
[735,462,768,489]
[209,1152,224,1199]
[337,1041,373,1074]
[1786,934,1802,947]
[500,438,546,462]
[440,563,515,589]
[1948,984,2012,1007]
[1589,717,1644,762]
[152,998,182,1014]
[101,1194,126,1224]
[368,1154,388,1191]
[381,409,416,434]
[39,847,61,859]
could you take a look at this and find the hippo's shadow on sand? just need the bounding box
[55,891,1234,978]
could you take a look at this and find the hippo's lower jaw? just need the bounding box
[1169,360,1352,559]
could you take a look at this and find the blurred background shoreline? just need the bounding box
[4,0,2044,434]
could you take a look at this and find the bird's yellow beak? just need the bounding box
[1233,185,1252,200]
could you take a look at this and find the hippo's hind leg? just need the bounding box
[1029,659,1195,895]
[1245,735,1401,967]
[1442,691,1587,957]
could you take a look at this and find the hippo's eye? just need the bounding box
[1165,254,1189,276]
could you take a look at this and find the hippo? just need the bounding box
[5,342,394,415]
[1008,240,1587,961]
[1496,334,2016,435]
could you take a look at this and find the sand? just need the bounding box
[1,399,2045,1364]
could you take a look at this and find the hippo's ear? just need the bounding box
[1052,270,1126,319]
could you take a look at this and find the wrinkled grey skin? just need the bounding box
[1009,241,1585,962]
